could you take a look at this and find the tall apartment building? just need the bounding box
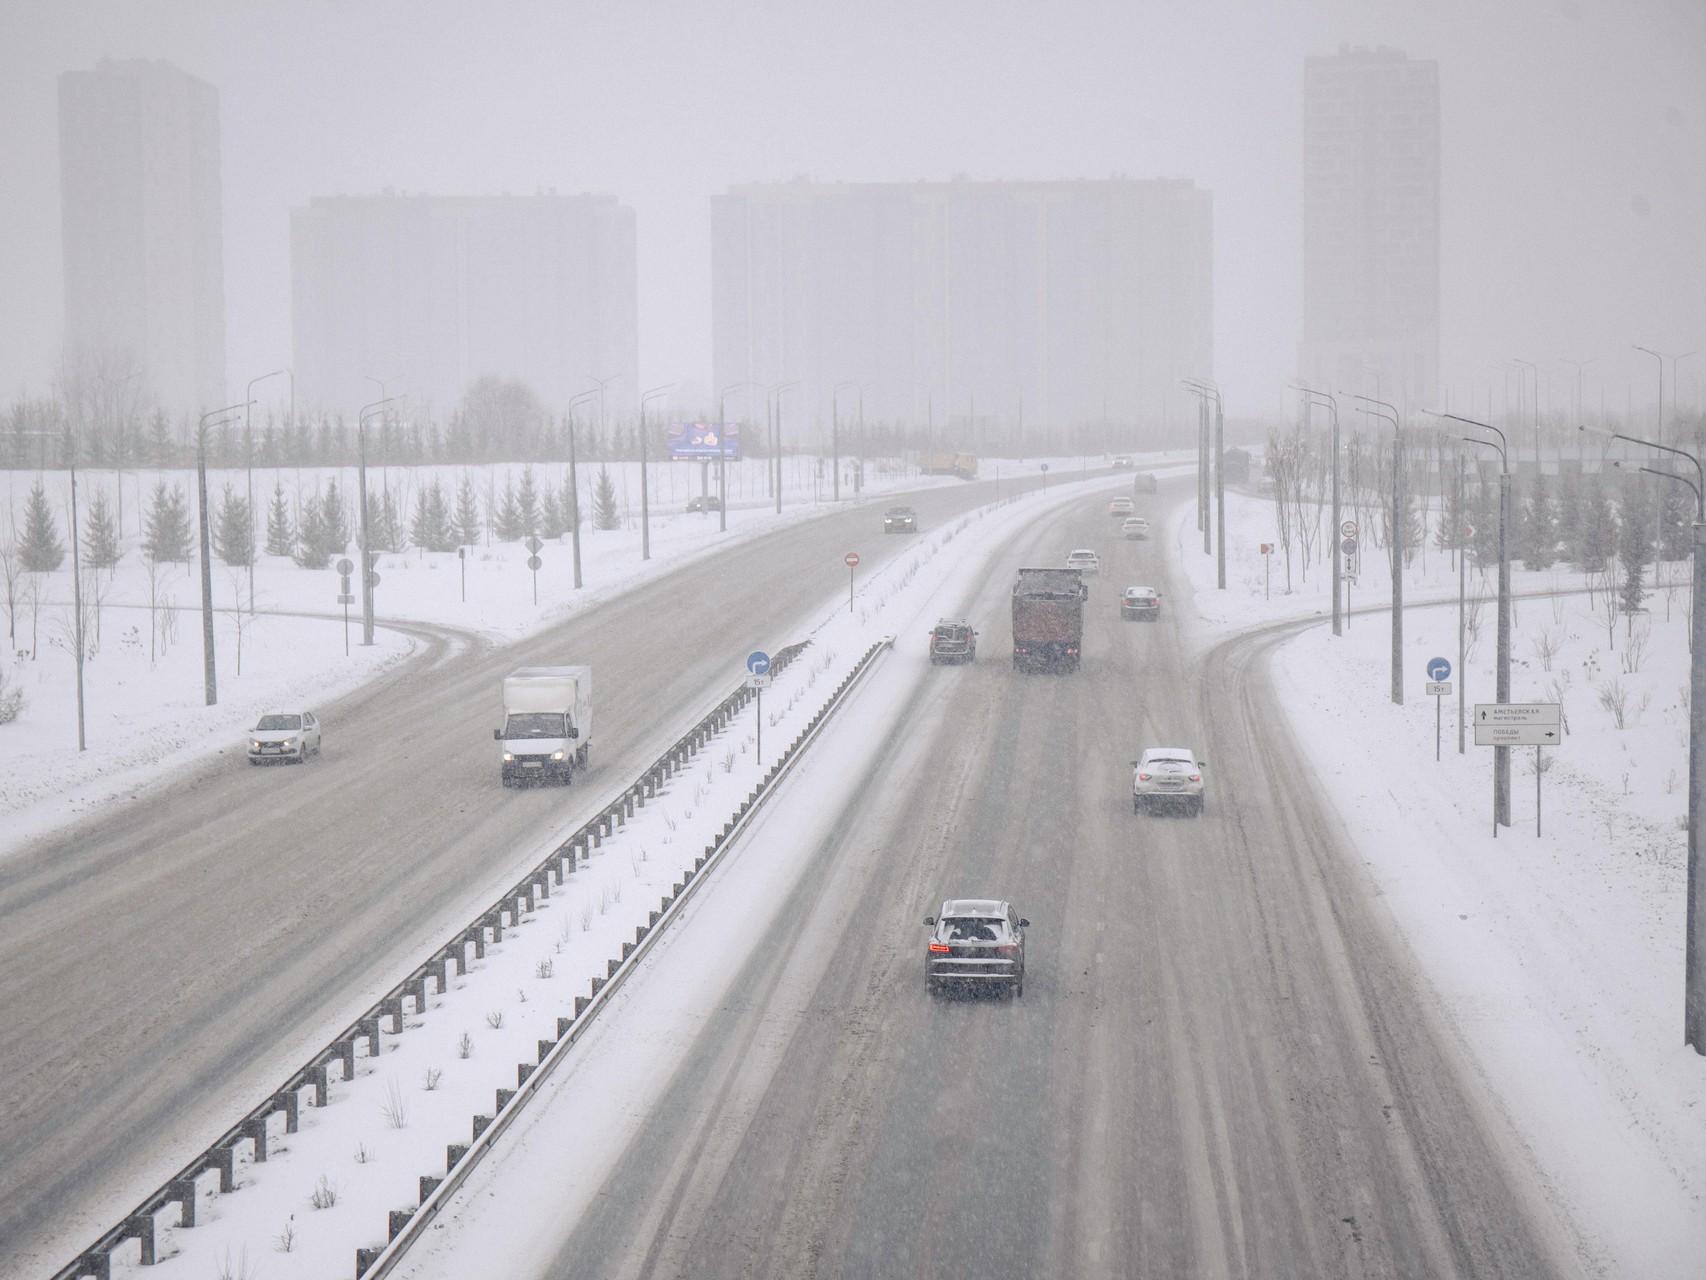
[291,192,637,417]
[1300,45,1440,412]
[711,177,1213,444]
[59,58,226,415]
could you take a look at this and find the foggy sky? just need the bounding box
[1,0,1702,423]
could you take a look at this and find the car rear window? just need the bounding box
[942,918,1005,942]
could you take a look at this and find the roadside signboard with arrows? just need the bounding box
[1473,702,1560,746]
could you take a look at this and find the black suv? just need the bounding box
[927,620,977,664]
[883,505,918,533]
[925,899,1028,996]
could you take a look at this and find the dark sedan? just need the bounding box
[925,899,1028,996]
[883,505,918,533]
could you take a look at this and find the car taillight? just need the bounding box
[1190,774,1201,782]
[928,942,951,954]
[1137,772,1151,781]
[995,945,1019,956]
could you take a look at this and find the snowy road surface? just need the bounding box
[408,484,1579,1280]
[0,471,1075,1276]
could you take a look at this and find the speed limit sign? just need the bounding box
[1340,520,1358,539]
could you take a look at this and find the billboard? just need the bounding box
[667,421,740,460]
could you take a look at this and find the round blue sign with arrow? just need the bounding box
[746,650,771,677]
[1427,656,1452,681]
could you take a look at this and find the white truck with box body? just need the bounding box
[494,666,592,787]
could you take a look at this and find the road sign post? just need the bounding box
[336,558,354,655]
[458,546,466,603]
[1474,702,1560,836]
[1260,543,1273,600]
[747,651,771,765]
[525,536,544,605]
[1426,657,1452,762]
[1341,536,1358,624]
[845,551,860,614]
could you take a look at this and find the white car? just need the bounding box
[1132,746,1204,815]
[1107,496,1134,516]
[1120,516,1150,540]
[249,710,322,765]
[1120,586,1162,620]
[1065,549,1100,575]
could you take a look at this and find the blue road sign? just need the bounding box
[1427,656,1452,682]
[746,650,771,677]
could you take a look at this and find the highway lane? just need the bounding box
[0,470,1097,1275]
[543,487,1576,1279]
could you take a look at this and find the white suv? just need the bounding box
[1131,746,1204,815]
[1065,549,1100,575]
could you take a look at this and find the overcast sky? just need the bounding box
[1,0,1702,422]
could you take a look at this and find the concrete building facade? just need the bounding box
[1300,45,1441,414]
[711,177,1213,448]
[58,58,226,417]
[290,192,637,418]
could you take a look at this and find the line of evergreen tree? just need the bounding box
[454,474,483,548]
[265,482,294,556]
[213,484,254,567]
[593,465,620,530]
[411,479,458,552]
[83,487,122,572]
[143,481,194,564]
[19,480,65,571]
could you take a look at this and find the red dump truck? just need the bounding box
[1011,567,1087,672]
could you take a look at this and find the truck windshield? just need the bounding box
[504,712,567,739]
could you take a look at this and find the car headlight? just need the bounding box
[251,740,263,749]
[551,750,566,761]
[503,752,515,762]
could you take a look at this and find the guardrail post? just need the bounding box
[426,955,449,993]
[388,1209,413,1241]
[276,1087,301,1134]
[381,997,404,1034]
[446,1142,468,1170]
[310,1061,330,1107]
[244,1115,269,1163]
[359,1016,381,1058]
[419,1174,442,1202]
[407,975,428,1012]
[539,1038,556,1061]
[472,1115,493,1140]
[557,1015,574,1037]
[125,1214,156,1265]
[496,1087,516,1110]
[77,1252,111,1280]
[211,1143,235,1192]
[517,1063,535,1086]
[356,1245,384,1276]
[167,1177,197,1228]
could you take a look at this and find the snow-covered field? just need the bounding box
[80,469,1130,1279]
[0,453,1141,860]
[1177,490,1706,1277]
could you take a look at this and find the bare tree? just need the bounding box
[143,552,165,665]
[1531,628,1563,672]
[0,536,19,649]
[227,572,256,676]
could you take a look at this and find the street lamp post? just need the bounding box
[197,402,252,704]
[833,380,859,502]
[245,369,286,614]
[356,398,396,646]
[718,382,754,534]
[1434,411,1512,830]
[767,381,798,514]
[1357,396,1404,704]
[1598,424,1706,1054]
[639,384,675,561]
[567,388,602,589]
[1184,379,1226,589]
[1296,385,1342,636]
[1513,358,1539,467]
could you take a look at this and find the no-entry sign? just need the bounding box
[845,551,861,568]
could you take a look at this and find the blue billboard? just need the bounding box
[667,421,741,460]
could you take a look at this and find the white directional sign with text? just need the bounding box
[1473,702,1561,746]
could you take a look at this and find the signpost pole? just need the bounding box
[1437,690,1442,762]
[343,600,349,655]
[757,686,762,766]
[1265,550,1270,601]
[1537,746,1543,837]
[849,565,855,614]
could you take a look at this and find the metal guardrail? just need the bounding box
[52,640,816,1280]
[355,634,894,1278]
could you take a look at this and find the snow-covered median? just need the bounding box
[1177,492,1706,1278]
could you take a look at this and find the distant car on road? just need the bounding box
[1107,496,1134,516]
[925,899,1028,996]
[1120,516,1150,540]
[884,505,918,534]
[685,495,722,513]
[1132,472,1158,494]
[1120,586,1162,621]
[248,711,321,765]
[1132,746,1205,815]
[1065,548,1100,576]
[1111,455,1135,469]
[928,620,978,664]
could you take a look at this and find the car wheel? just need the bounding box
[1195,797,1205,817]
[1014,977,1024,998]
[249,758,260,767]
[1132,796,1142,814]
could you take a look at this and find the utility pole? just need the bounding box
[356,399,394,646]
[68,431,86,750]
[1298,386,1342,636]
[1357,396,1404,704]
[245,369,286,614]
[639,383,675,560]
[768,380,796,515]
[568,388,602,589]
[197,402,250,704]
[1457,451,1467,754]
[1436,412,1511,828]
[1184,379,1225,588]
